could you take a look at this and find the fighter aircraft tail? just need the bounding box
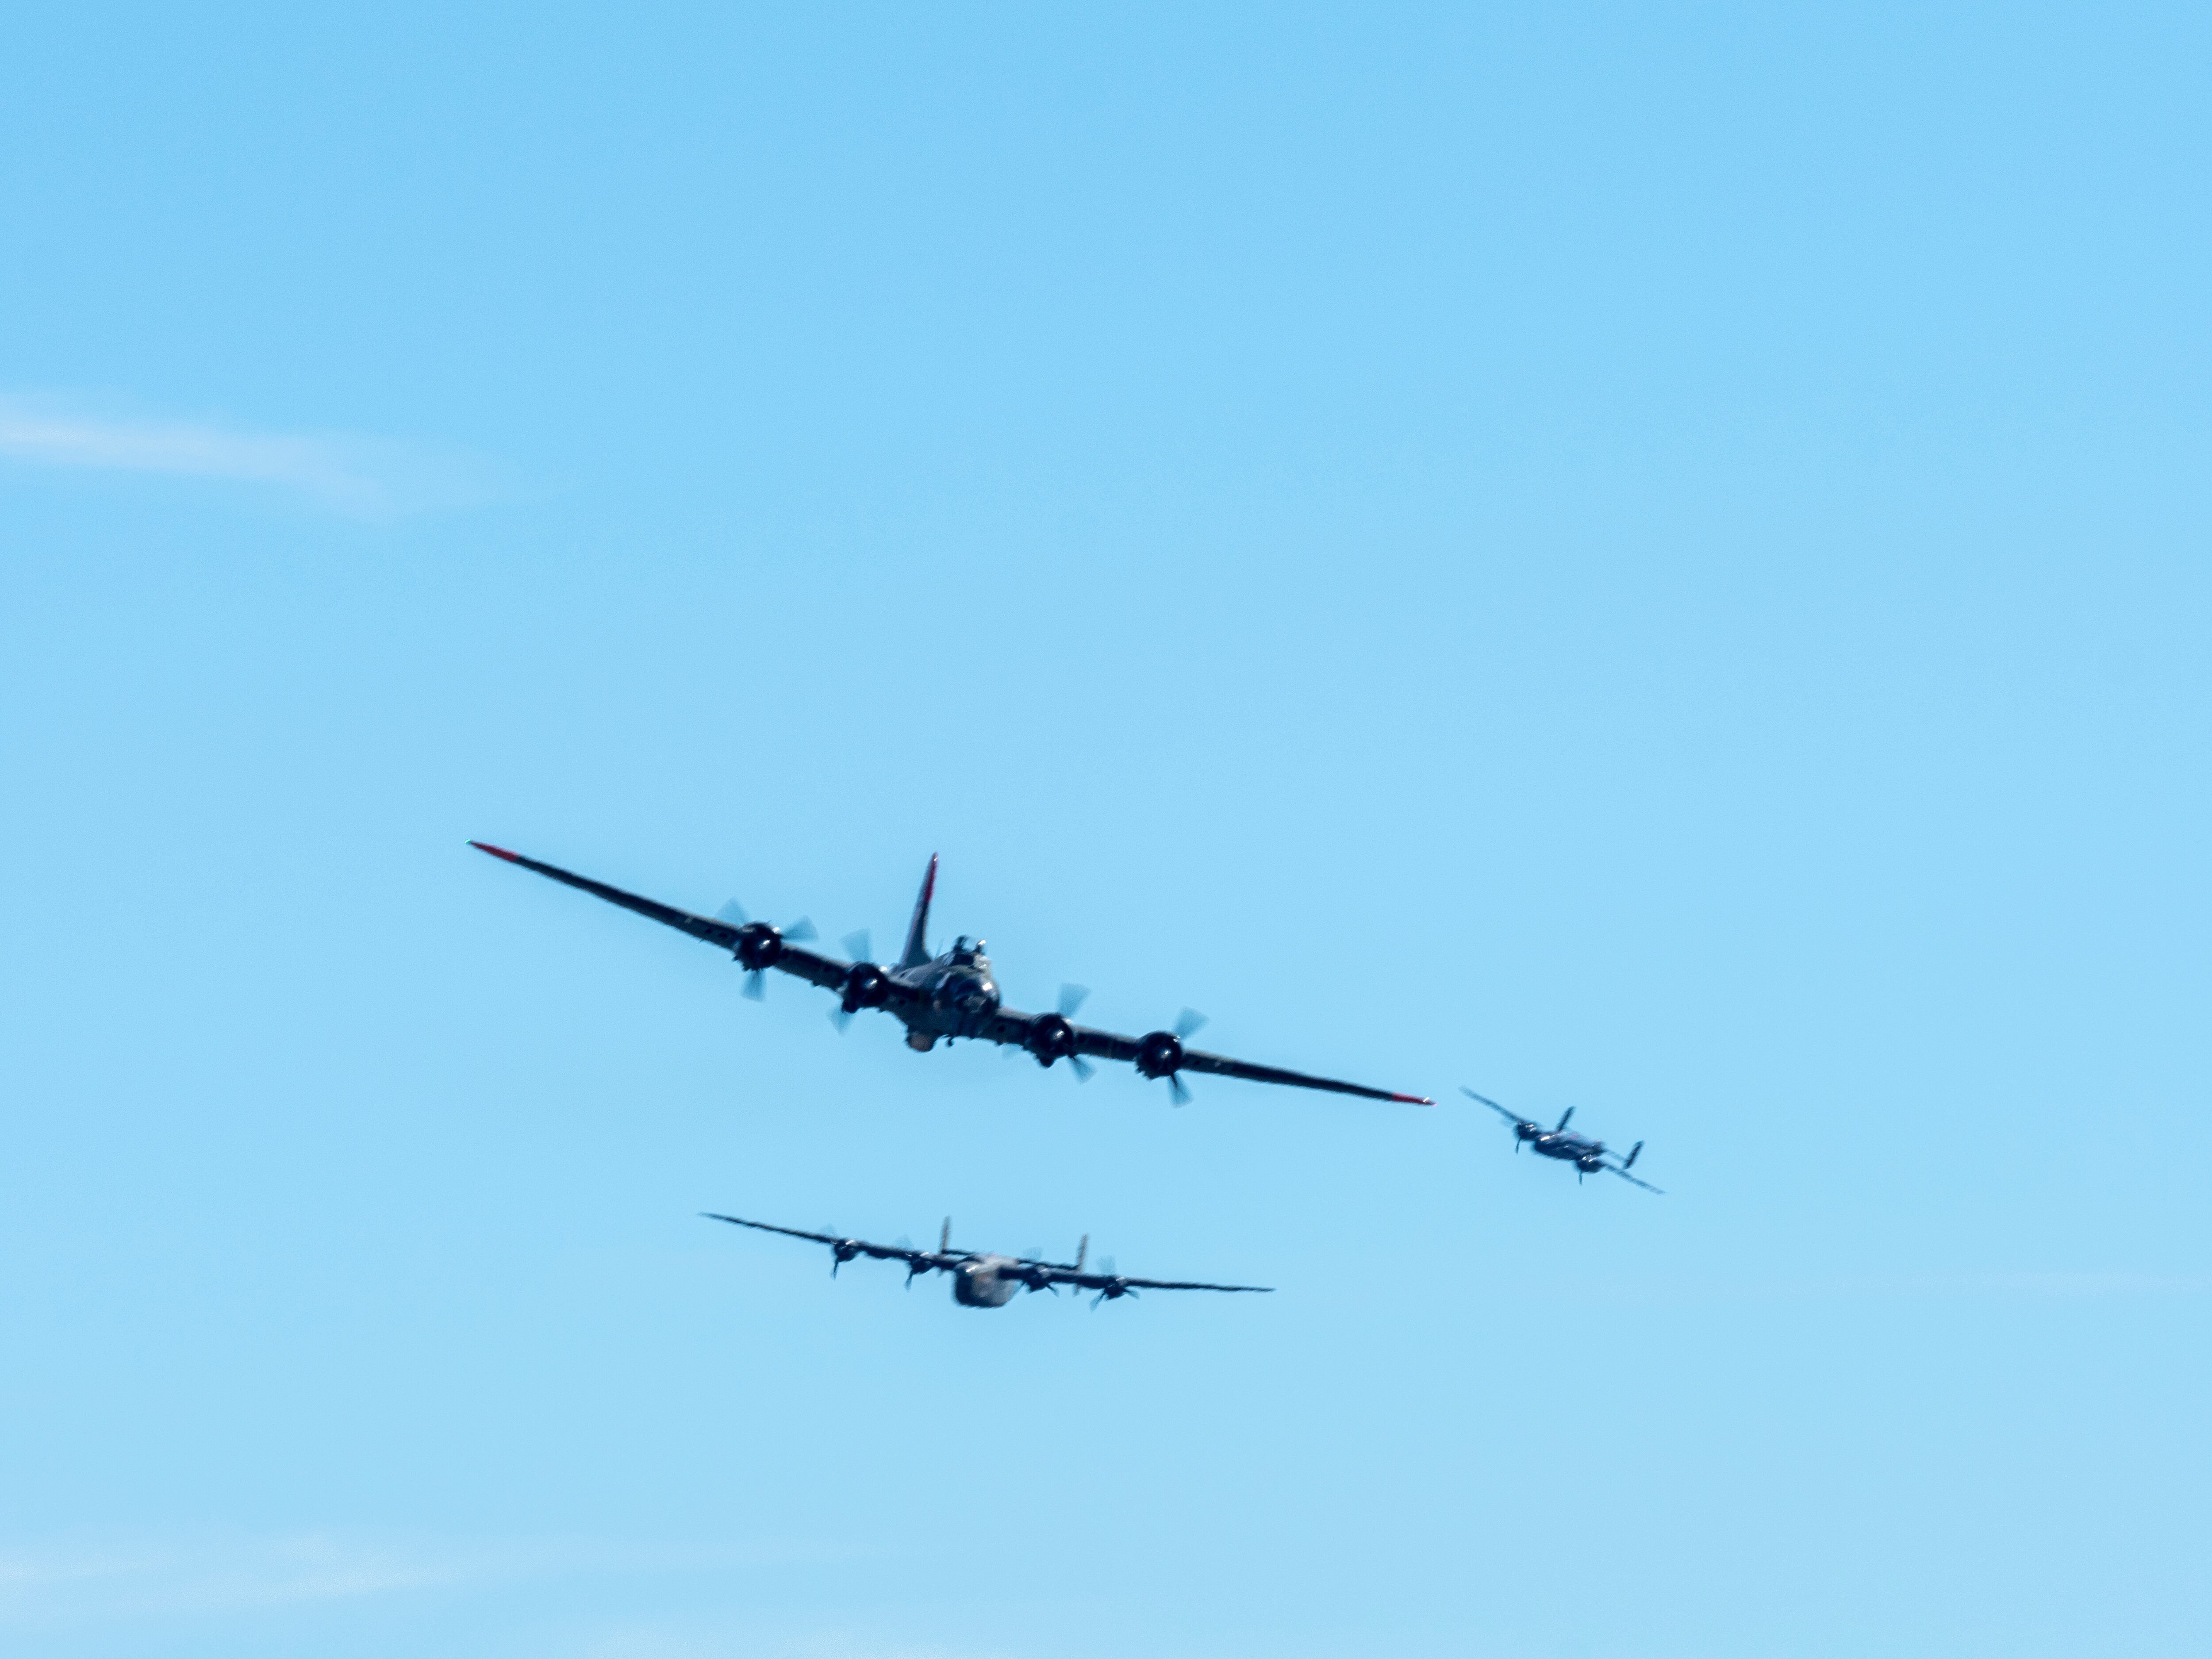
[899,854,940,968]
[1623,1141,1643,1170]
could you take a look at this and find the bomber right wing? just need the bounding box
[469,841,861,996]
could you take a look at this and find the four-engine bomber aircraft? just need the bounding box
[469,842,1431,1106]
[703,1212,1273,1309]
[1463,1087,1663,1191]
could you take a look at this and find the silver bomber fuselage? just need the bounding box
[949,1254,1022,1308]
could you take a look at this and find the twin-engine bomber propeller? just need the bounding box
[469,842,1432,1107]
[1463,1087,1663,1192]
[702,1212,1273,1310]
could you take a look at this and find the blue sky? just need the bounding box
[2,4,2207,1656]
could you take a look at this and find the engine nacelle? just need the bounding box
[1134,1030,1184,1080]
[1027,1013,1077,1068]
[733,922,786,972]
[840,961,890,1015]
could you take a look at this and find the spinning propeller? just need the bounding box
[715,899,816,999]
[1609,1142,1664,1194]
[1023,983,1096,1078]
[1135,1009,1208,1104]
[1089,1255,1135,1309]
[828,929,890,1032]
[820,1225,863,1276]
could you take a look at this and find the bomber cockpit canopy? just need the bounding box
[949,935,990,966]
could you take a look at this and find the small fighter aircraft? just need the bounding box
[701,1212,1273,1310]
[1463,1087,1663,1192]
[469,842,1431,1106]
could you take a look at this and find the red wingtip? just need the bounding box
[1393,1092,1436,1106]
[469,840,521,862]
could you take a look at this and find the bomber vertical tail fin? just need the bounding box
[899,854,940,968]
[1074,1234,1088,1274]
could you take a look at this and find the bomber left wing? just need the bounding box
[998,1258,1272,1302]
[981,1008,1431,1105]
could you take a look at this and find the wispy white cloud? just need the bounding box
[0,1533,806,1625]
[588,1623,1021,1659]
[0,396,488,515]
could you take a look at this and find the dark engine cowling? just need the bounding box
[733,922,787,972]
[1134,1030,1184,1080]
[1027,1013,1077,1068]
[841,961,890,1015]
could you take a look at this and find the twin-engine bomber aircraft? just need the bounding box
[469,842,1431,1106]
[703,1212,1272,1310]
[1464,1087,1663,1191]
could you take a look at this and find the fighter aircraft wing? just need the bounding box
[700,1212,939,1265]
[469,842,853,993]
